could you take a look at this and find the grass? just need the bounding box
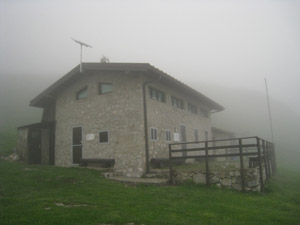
[0,128,17,156]
[1,131,300,225]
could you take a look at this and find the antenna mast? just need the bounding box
[265,78,274,143]
[71,38,92,73]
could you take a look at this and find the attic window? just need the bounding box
[76,87,88,100]
[99,83,112,94]
[188,103,197,114]
[200,109,210,118]
[149,87,165,102]
[171,96,184,109]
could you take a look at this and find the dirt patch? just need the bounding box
[54,202,93,208]
[23,168,38,171]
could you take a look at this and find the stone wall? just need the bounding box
[54,70,216,177]
[16,127,28,161]
[174,166,266,192]
[55,71,146,177]
[145,80,212,160]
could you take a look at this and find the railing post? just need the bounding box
[256,138,264,191]
[239,138,245,192]
[272,143,277,173]
[168,144,174,184]
[262,140,269,180]
[205,141,210,186]
[267,142,273,176]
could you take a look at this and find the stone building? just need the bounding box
[16,63,224,177]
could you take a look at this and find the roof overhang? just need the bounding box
[30,63,224,111]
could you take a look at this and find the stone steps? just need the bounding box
[107,176,169,186]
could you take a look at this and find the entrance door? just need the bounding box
[181,125,187,157]
[72,127,82,164]
[28,129,41,164]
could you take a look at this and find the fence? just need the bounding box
[168,136,276,192]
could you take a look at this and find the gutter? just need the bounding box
[142,73,162,174]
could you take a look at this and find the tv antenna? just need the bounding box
[71,38,92,73]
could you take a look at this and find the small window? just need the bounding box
[171,96,184,109]
[166,130,171,141]
[99,83,112,94]
[188,103,197,114]
[194,129,199,142]
[200,108,210,118]
[149,87,165,102]
[205,131,208,141]
[99,131,109,143]
[76,87,88,100]
[150,128,158,140]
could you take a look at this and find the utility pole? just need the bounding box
[265,78,274,143]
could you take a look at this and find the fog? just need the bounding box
[1,0,299,164]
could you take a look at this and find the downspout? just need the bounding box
[142,73,162,173]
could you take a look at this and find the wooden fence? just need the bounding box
[168,136,276,192]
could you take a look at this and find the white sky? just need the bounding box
[1,0,300,114]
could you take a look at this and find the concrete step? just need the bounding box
[107,176,169,185]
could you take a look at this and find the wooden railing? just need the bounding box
[168,136,276,192]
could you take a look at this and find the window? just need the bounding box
[205,131,208,141]
[171,96,184,109]
[99,83,112,94]
[188,103,197,114]
[76,87,88,100]
[200,108,210,118]
[149,87,165,102]
[150,128,158,140]
[166,130,171,141]
[194,129,199,142]
[99,131,109,143]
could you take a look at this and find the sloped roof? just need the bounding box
[30,63,224,111]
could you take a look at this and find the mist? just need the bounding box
[1,0,299,166]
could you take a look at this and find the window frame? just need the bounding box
[171,96,184,109]
[76,86,88,100]
[98,83,113,95]
[99,130,109,143]
[149,87,166,103]
[150,128,158,141]
[188,103,198,114]
[165,130,171,142]
[194,129,199,142]
[200,108,210,118]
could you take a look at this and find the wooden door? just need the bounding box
[72,127,82,164]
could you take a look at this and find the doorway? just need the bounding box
[180,125,187,157]
[28,129,41,164]
[72,127,82,164]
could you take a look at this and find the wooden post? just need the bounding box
[266,142,272,177]
[265,142,269,178]
[205,141,210,186]
[262,140,269,180]
[239,138,245,192]
[256,138,264,191]
[272,143,277,173]
[168,144,174,184]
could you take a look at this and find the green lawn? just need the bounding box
[0,130,300,225]
[0,160,300,225]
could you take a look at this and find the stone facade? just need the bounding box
[146,81,212,160]
[55,71,146,177]
[173,166,266,192]
[26,63,223,177]
[16,127,28,161]
[53,71,215,177]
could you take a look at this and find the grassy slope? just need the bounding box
[0,160,299,225]
[0,129,17,156]
[0,131,299,225]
